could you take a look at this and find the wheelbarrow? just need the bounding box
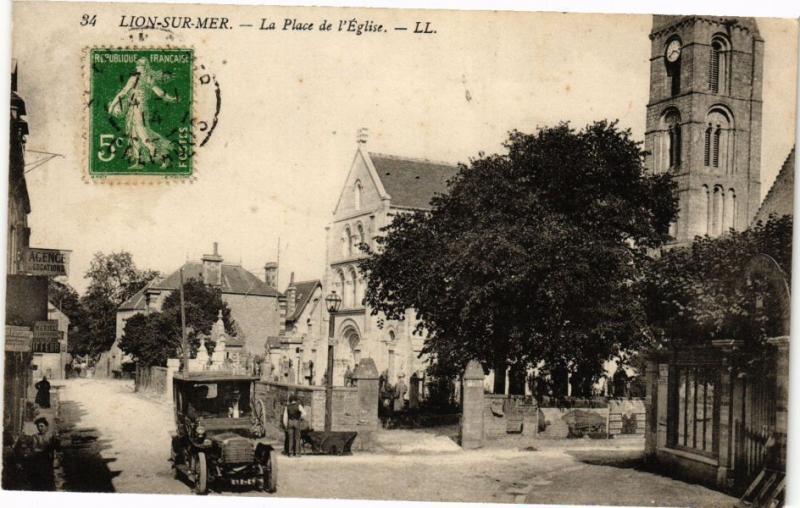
[302,430,358,455]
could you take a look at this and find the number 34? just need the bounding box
[97,134,123,162]
[80,14,97,27]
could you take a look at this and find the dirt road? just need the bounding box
[57,378,738,506]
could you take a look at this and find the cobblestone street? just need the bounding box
[52,378,739,506]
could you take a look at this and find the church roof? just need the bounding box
[754,147,795,224]
[651,15,761,38]
[369,152,459,210]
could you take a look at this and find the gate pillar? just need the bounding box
[460,360,485,449]
[353,357,379,451]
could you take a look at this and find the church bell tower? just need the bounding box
[644,16,763,243]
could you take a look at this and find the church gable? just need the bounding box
[332,147,387,218]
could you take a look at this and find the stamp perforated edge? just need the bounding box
[81,45,199,185]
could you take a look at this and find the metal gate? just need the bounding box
[732,372,777,491]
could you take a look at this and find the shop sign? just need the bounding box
[21,247,71,277]
[5,325,33,352]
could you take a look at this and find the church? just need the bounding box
[645,15,793,239]
[320,14,794,397]
[324,147,458,386]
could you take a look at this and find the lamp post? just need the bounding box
[324,290,342,432]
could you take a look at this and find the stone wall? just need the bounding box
[254,381,359,437]
[135,365,168,395]
[607,399,646,436]
[483,394,538,439]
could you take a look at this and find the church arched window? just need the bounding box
[658,109,682,171]
[711,185,725,236]
[724,188,736,231]
[337,269,348,308]
[699,185,710,236]
[357,223,366,250]
[354,180,363,211]
[704,108,734,174]
[341,225,352,258]
[709,35,731,94]
[349,267,359,308]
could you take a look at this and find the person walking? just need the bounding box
[282,393,307,457]
[35,376,51,409]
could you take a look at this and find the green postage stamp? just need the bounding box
[88,48,193,178]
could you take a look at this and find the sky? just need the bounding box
[11,2,799,295]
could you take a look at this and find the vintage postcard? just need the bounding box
[4,1,799,507]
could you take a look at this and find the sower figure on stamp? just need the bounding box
[107,57,177,169]
[282,393,307,457]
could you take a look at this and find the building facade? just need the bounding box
[4,61,36,447]
[107,243,282,374]
[645,15,763,242]
[324,145,458,385]
[265,277,326,385]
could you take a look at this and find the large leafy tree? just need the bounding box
[360,121,678,387]
[120,278,237,367]
[79,251,159,357]
[48,279,91,355]
[643,215,792,370]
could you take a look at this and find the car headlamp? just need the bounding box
[195,425,206,436]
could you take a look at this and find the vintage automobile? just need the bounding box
[170,371,278,494]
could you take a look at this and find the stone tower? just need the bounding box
[644,16,763,243]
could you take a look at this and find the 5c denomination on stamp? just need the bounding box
[88,48,193,178]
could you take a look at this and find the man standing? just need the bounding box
[282,393,306,456]
[394,374,408,413]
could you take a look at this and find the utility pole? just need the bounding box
[179,267,188,372]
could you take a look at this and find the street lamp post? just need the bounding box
[324,291,342,432]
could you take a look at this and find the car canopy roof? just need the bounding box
[173,371,260,383]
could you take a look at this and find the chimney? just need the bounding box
[278,296,287,335]
[201,242,223,287]
[264,261,278,288]
[286,272,297,318]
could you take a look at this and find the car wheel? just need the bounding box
[193,452,208,495]
[263,449,278,493]
[170,449,181,479]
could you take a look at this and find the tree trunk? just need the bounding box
[493,359,506,394]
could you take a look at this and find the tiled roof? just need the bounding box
[155,261,280,297]
[285,280,321,323]
[118,261,279,313]
[119,286,148,311]
[369,153,459,210]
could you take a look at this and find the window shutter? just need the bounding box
[704,128,711,166]
[709,49,720,93]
